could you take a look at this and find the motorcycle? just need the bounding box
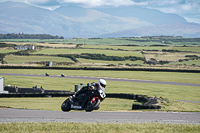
[61,87,106,112]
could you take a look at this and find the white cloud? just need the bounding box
[25,0,49,4]
[182,4,192,10]
[142,0,200,23]
[1,0,199,24]
[57,0,147,7]
[185,17,200,24]
[146,0,179,7]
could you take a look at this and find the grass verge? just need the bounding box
[0,122,199,133]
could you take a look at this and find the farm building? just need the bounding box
[14,45,35,50]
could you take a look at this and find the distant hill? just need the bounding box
[54,5,88,18]
[93,6,187,25]
[0,1,101,38]
[54,5,153,33]
[99,23,200,38]
[0,1,200,38]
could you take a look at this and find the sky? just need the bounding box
[1,0,200,24]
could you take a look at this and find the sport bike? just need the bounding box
[61,87,106,112]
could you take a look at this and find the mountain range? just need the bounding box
[0,1,200,38]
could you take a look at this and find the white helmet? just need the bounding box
[98,79,107,89]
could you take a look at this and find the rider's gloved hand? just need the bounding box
[87,83,92,90]
[91,86,94,90]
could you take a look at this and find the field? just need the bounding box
[0,49,20,53]
[2,37,200,46]
[0,69,200,112]
[31,48,143,57]
[1,37,200,103]
[0,37,200,70]
[0,37,200,132]
[4,55,73,64]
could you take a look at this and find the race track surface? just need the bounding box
[1,73,200,124]
[1,73,200,87]
[0,108,200,124]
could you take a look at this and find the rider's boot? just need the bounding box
[69,93,79,103]
[73,93,80,101]
[69,95,74,103]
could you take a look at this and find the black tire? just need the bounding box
[95,106,100,110]
[61,99,71,112]
[85,98,100,112]
[132,104,142,110]
[151,105,161,109]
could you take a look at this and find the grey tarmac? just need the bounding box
[0,108,200,124]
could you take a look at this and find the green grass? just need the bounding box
[1,69,199,84]
[31,48,143,57]
[2,38,200,46]
[1,75,79,92]
[2,39,200,69]
[77,58,144,65]
[0,49,20,54]
[171,59,200,66]
[82,45,170,51]
[0,98,134,111]
[1,97,200,112]
[0,69,200,112]
[0,122,199,133]
[1,74,200,101]
[172,47,200,52]
[4,55,73,64]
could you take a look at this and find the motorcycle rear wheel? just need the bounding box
[85,98,100,112]
[61,99,71,112]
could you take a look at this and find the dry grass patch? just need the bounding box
[4,42,76,48]
[144,52,193,62]
[36,43,76,48]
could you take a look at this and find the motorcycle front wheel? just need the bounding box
[85,98,100,112]
[61,99,71,112]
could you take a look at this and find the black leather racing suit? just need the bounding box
[75,83,100,98]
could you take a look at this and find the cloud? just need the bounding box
[57,0,147,7]
[139,0,200,23]
[1,0,199,23]
[18,0,147,7]
[25,0,60,6]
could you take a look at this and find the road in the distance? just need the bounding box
[0,73,200,87]
[0,108,199,124]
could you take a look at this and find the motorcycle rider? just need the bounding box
[70,79,107,102]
